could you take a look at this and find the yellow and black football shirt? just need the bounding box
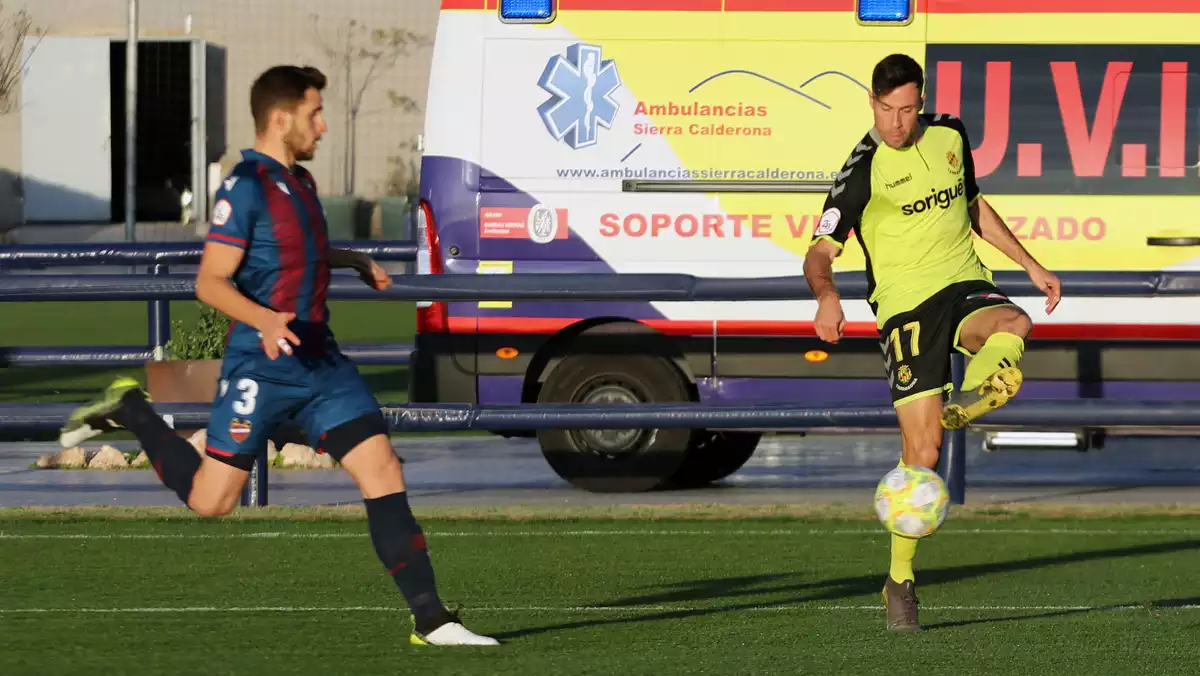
[810,113,993,328]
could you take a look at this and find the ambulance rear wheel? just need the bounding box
[536,353,693,493]
[667,430,761,489]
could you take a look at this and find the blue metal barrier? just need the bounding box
[0,344,412,366]
[0,240,418,364]
[3,398,1198,432]
[4,240,1200,507]
[0,240,418,268]
[4,269,1200,302]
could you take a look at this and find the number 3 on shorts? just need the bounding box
[887,321,921,361]
[220,377,259,415]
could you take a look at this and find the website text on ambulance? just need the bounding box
[556,166,837,180]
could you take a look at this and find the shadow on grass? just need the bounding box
[919,596,1200,630]
[491,538,1200,640]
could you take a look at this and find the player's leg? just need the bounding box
[941,285,1032,429]
[198,369,301,516]
[883,392,945,633]
[297,355,498,646]
[877,299,956,633]
[59,377,244,515]
[59,362,292,517]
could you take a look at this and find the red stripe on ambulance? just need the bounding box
[450,317,1200,341]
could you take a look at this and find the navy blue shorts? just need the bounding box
[205,348,382,464]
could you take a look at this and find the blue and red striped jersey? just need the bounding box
[205,149,332,355]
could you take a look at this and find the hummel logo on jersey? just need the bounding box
[900,178,965,216]
[885,174,912,190]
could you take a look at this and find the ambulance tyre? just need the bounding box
[536,353,693,493]
[666,430,762,489]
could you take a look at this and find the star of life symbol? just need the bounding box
[537,43,621,150]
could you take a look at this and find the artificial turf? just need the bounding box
[1,506,1197,675]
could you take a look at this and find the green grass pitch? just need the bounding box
[1,505,1198,675]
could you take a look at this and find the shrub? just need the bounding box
[164,303,230,360]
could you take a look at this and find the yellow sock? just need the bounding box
[888,458,918,583]
[962,332,1025,391]
[890,533,918,583]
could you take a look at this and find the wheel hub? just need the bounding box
[570,381,652,455]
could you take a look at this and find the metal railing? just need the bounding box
[5,240,1200,507]
[0,241,417,365]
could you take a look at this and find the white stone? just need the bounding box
[88,445,129,469]
[35,446,88,468]
[280,443,319,468]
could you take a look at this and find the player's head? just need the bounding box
[250,65,328,161]
[869,54,924,149]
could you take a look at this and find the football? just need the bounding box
[874,465,950,539]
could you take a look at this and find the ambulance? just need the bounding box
[411,0,1200,492]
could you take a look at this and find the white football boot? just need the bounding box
[410,618,500,646]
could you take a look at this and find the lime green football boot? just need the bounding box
[58,376,149,448]
[940,365,1023,431]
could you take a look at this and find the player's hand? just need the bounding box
[814,294,846,343]
[1027,264,1062,314]
[260,311,300,360]
[357,256,392,291]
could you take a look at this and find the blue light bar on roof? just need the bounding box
[857,0,912,23]
[500,0,555,23]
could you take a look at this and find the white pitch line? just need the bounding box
[2,527,1199,540]
[0,603,1196,615]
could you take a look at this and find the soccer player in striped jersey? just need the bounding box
[59,65,498,647]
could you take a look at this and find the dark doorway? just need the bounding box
[110,40,192,223]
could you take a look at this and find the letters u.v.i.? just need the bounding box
[927,45,1195,194]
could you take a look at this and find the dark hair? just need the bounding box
[871,54,923,98]
[250,65,327,132]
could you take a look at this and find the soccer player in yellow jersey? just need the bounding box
[803,54,1062,632]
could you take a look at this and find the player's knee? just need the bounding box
[338,436,407,498]
[189,493,236,518]
[192,453,253,517]
[995,309,1033,338]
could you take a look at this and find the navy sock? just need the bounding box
[364,491,453,634]
[115,390,201,504]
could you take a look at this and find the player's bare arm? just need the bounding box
[969,198,1062,313]
[803,239,847,343]
[328,247,392,290]
[196,241,300,359]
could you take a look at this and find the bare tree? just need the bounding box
[381,136,421,200]
[310,15,430,195]
[0,4,45,115]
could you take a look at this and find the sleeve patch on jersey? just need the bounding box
[211,199,232,227]
[816,208,841,236]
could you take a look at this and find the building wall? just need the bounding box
[0,0,440,228]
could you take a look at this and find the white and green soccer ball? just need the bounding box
[874,465,950,539]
